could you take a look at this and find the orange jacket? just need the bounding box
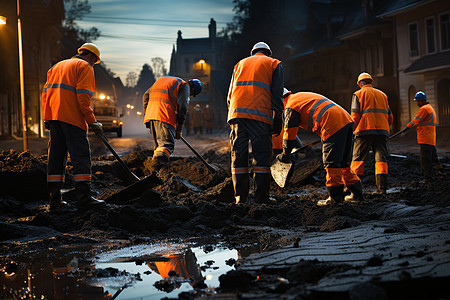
[42,57,96,131]
[272,133,283,149]
[227,53,282,125]
[407,103,437,145]
[283,92,353,142]
[143,76,188,128]
[351,84,393,137]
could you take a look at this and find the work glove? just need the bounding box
[272,115,283,135]
[44,122,50,130]
[175,124,183,139]
[401,126,410,135]
[145,122,150,128]
[276,152,291,163]
[89,122,103,134]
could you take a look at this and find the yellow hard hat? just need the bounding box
[78,43,101,64]
[357,72,372,84]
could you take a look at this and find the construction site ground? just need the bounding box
[0,128,449,299]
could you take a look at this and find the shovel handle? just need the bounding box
[180,136,217,172]
[291,139,321,154]
[95,132,140,183]
[389,127,409,140]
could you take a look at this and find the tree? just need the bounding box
[63,0,100,43]
[136,64,156,95]
[126,72,138,88]
[151,57,168,80]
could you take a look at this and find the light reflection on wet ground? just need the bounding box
[0,242,240,299]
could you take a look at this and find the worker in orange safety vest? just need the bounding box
[227,41,284,204]
[143,76,203,169]
[276,89,364,206]
[402,91,445,183]
[350,72,393,195]
[42,43,105,211]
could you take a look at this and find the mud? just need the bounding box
[1,143,450,298]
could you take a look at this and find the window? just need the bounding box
[440,12,450,50]
[425,17,436,53]
[409,22,419,57]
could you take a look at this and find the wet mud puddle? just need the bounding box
[0,242,240,299]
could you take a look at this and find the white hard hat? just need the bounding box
[251,42,272,56]
[283,88,291,98]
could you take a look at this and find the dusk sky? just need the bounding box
[77,0,236,83]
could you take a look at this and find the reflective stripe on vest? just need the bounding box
[236,80,270,91]
[232,108,273,123]
[308,98,336,130]
[43,83,93,96]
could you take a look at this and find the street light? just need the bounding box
[0,0,27,151]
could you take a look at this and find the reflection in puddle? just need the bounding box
[0,242,239,299]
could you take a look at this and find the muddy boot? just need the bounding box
[374,174,387,195]
[48,182,67,211]
[317,186,344,206]
[232,173,249,204]
[344,181,365,203]
[254,172,271,204]
[74,182,105,211]
[435,165,446,178]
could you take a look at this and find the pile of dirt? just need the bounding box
[1,146,450,299]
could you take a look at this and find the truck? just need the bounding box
[90,94,123,137]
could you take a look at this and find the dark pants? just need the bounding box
[352,135,389,176]
[149,120,175,159]
[420,144,441,180]
[47,120,91,184]
[230,119,272,203]
[322,123,360,187]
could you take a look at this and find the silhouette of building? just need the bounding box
[169,18,229,130]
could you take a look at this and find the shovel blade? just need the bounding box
[270,160,293,188]
[103,173,163,204]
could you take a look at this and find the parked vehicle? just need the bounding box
[90,94,123,137]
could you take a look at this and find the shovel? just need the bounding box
[95,131,163,204]
[389,127,409,140]
[181,136,220,173]
[271,139,321,188]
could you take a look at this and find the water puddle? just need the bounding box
[0,241,240,299]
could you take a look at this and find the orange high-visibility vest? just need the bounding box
[283,92,353,142]
[42,57,96,131]
[143,76,187,128]
[407,103,437,145]
[352,84,393,137]
[227,53,281,125]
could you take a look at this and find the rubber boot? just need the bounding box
[48,182,65,211]
[344,181,365,202]
[74,182,105,211]
[232,173,249,204]
[375,174,387,195]
[254,172,271,204]
[435,165,446,178]
[317,185,344,206]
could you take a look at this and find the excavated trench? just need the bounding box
[0,142,449,299]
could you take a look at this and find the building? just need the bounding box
[284,0,449,133]
[169,18,229,130]
[379,0,450,129]
[0,0,64,139]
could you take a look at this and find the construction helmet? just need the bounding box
[251,42,272,56]
[414,91,427,101]
[78,43,101,64]
[357,72,373,85]
[188,79,203,97]
[283,88,291,98]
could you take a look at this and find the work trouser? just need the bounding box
[323,123,360,188]
[230,119,272,203]
[420,144,442,180]
[351,135,389,176]
[149,120,176,159]
[47,120,92,185]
